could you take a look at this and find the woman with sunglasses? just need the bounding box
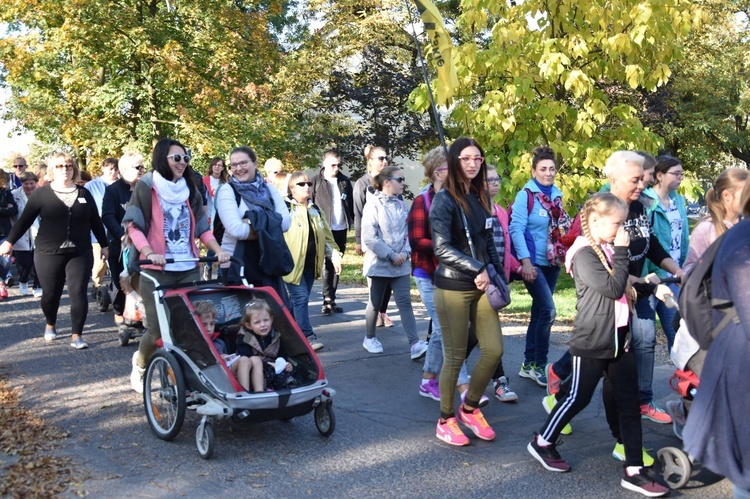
[123,139,230,392]
[1,152,107,349]
[509,146,570,387]
[283,172,342,352]
[361,165,428,359]
[638,156,690,353]
[430,137,503,445]
[354,145,396,326]
[102,152,145,323]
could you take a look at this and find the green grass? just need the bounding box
[338,233,578,323]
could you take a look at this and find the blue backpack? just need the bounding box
[506,188,535,280]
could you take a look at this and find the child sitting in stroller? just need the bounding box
[234,300,298,393]
[193,300,228,355]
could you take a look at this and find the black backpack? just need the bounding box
[212,184,241,245]
[678,231,739,350]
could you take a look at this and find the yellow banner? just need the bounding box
[414,0,458,105]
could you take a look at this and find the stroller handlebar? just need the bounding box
[129,256,245,275]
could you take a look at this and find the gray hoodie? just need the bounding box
[361,189,411,278]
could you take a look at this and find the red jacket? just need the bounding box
[407,187,438,280]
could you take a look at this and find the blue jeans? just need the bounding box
[415,277,469,385]
[631,295,657,405]
[523,265,560,366]
[286,267,316,338]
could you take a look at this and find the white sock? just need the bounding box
[536,434,551,447]
[626,466,642,476]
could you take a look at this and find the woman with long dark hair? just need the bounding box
[123,138,230,392]
[430,137,503,446]
[202,156,228,280]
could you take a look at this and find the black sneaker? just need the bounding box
[621,468,670,497]
[330,302,344,313]
[527,435,570,472]
[321,304,332,316]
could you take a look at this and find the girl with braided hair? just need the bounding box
[527,193,669,497]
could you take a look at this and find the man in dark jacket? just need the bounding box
[102,152,144,322]
[311,150,354,315]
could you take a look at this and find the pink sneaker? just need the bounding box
[457,406,495,441]
[418,379,440,401]
[436,417,469,446]
[640,402,672,424]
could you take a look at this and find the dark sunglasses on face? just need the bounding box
[388,177,405,183]
[375,156,387,162]
[167,154,191,163]
[13,164,26,169]
[55,164,74,170]
[295,181,313,187]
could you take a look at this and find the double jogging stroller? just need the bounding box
[132,257,336,459]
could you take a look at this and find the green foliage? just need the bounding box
[0,0,299,168]
[659,0,750,178]
[410,0,702,210]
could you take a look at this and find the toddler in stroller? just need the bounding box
[234,300,299,393]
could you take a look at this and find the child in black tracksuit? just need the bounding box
[526,193,668,497]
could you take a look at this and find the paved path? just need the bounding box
[0,282,731,498]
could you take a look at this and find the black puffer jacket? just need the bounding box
[429,190,501,291]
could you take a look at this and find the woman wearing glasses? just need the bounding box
[509,146,570,387]
[1,152,107,349]
[215,146,291,296]
[430,137,503,445]
[638,156,690,353]
[361,165,428,358]
[102,152,145,323]
[354,145,396,326]
[123,139,230,391]
[283,172,342,352]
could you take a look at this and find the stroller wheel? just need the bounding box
[657,446,692,489]
[118,325,130,346]
[314,402,335,437]
[195,419,215,460]
[144,351,186,441]
[97,287,111,312]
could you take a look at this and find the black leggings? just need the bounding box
[35,251,93,334]
[13,250,39,287]
[108,242,125,315]
[540,349,644,467]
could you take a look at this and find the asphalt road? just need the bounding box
[0,281,732,498]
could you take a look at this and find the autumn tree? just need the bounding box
[411,0,703,207]
[657,0,750,176]
[0,0,295,169]
[270,0,437,178]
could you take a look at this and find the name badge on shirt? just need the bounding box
[539,208,548,217]
[341,193,347,201]
[485,218,493,229]
[78,198,87,203]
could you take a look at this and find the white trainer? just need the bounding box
[363,336,383,354]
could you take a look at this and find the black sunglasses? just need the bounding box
[376,156,387,162]
[295,181,313,187]
[167,153,191,163]
[388,177,405,183]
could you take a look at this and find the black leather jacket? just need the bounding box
[429,190,501,291]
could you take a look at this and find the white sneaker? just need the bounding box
[130,351,145,394]
[410,340,429,360]
[19,282,28,295]
[363,336,383,354]
[44,327,57,342]
[33,288,43,298]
